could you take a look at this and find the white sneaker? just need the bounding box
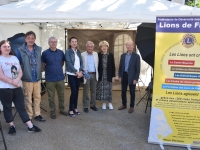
[102,103,106,109]
[108,103,113,110]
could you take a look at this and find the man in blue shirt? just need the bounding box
[42,37,67,119]
[16,31,46,122]
[118,41,140,113]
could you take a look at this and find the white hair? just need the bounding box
[86,41,94,46]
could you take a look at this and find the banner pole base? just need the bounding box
[159,144,164,150]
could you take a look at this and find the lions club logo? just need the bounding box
[181,34,197,48]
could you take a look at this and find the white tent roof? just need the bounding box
[0,0,199,23]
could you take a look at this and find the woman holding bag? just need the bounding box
[65,37,83,117]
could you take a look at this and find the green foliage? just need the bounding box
[186,0,200,7]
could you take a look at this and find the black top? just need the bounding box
[98,52,115,82]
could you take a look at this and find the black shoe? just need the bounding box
[28,125,41,132]
[73,109,80,115]
[34,115,46,122]
[90,106,98,111]
[51,112,56,119]
[68,111,75,117]
[8,126,16,135]
[60,111,68,116]
[84,108,89,113]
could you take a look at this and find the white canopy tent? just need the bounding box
[0,0,199,110]
[0,0,199,90]
[0,0,199,24]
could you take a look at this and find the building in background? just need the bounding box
[0,0,21,6]
[167,0,187,4]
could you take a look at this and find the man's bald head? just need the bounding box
[126,41,135,53]
[126,41,134,46]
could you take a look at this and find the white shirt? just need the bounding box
[67,50,80,76]
[0,55,22,88]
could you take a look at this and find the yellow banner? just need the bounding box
[148,16,200,148]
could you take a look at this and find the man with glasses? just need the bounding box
[41,37,67,119]
[16,31,46,122]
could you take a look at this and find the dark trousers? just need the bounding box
[121,72,136,107]
[0,88,30,123]
[68,75,81,111]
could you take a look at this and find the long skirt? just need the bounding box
[96,80,112,102]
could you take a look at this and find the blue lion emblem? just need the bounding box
[181,34,197,48]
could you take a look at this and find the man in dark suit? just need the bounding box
[118,41,140,113]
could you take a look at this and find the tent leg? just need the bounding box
[0,121,7,150]
[64,28,67,50]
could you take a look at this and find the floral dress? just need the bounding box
[96,53,112,102]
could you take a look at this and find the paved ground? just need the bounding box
[0,87,192,150]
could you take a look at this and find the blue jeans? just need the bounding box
[68,75,81,111]
[121,72,136,107]
[0,88,30,123]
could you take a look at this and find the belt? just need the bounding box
[88,72,96,74]
[124,72,128,74]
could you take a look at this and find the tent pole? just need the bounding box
[65,28,67,50]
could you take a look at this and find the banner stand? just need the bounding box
[148,16,200,149]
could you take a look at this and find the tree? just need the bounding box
[185,0,200,7]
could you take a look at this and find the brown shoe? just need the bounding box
[128,107,134,113]
[118,105,127,110]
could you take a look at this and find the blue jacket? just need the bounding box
[16,43,42,82]
[118,52,140,84]
[65,48,83,73]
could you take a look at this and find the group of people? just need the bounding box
[0,31,140,135]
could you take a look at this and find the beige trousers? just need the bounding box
[22,81,41,119]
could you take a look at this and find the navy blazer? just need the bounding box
[118,52,140,84]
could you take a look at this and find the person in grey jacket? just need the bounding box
[16,31,45,122]
[65,37,83,117]
[118,41,140,113]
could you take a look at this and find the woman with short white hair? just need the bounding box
[96,40,115,110]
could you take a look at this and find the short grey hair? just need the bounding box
[48,36,57,43]
[86,41,94,47]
